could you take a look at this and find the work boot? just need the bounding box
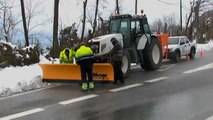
[81,83,88,91]
[89,82,95,90]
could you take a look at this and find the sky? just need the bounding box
[13,0,193,34]
[9,0,193,48]
[1,40,213,98]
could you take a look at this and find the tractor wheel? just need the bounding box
[121,51,130,78]
[189,48,195,59]
[141,37,162,71]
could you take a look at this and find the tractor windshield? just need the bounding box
[110,19,120,33]
[110,18,131,48]
[109,18,130,36]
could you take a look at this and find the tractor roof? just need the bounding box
[110,14,145,20]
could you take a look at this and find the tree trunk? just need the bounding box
[81,0,88,41]
[115,0,119,14]
[53,0,59,58]
[194,0,201,41]
[20,0,29,46]
[92,0,99,37]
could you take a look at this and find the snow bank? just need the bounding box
[0,55,51,97]
[196,40,213,52]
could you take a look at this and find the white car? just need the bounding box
[168,36,197,62]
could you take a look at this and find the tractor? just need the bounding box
[90,13,163,77]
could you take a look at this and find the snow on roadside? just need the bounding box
[0,55,52,97]
[196,40,213,53]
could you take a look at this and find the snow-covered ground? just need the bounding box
[0,40,213,98]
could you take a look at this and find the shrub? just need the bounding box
[0,41,40,68]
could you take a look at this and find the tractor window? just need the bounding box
[110,18,131,48]
[141,15,151,34]
[143,24,150,33]
[131,21,141,34]
[110,19,120,33]
[120,21,128,35]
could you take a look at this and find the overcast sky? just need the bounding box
[11,0,193,44]
[19,0,191,32]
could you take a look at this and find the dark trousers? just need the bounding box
[113,61,124,83]
[79,59,93,83]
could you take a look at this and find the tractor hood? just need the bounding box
[89,33,123,56]
[91,33,123,45]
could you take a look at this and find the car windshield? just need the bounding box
[169,38,179,45]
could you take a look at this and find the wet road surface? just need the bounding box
[1,50,213,120]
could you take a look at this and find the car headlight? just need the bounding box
[168,48,174,52]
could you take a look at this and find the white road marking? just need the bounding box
[158,64,176,72]
[109,83,143,92]
[206,115,213,120]
[0,108,45,120]
[144,76,169,83]
[0,85,60,101]
[58,94,98,105]
[183,63,213,74]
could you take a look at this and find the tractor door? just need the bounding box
[131,20,142,45]
[119,18,131,48]
[140,15,151,43]
[109,18,131,48]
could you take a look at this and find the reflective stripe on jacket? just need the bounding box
[59,48,75,63]
[75,45,94,62]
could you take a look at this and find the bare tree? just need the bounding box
[0,0,20,42]
[151,14,179,35]
[151,19,163,34]
[81,0,88,41]
[25,0,46,33]
[53,0,59,58]
[185,1,196,35]
[163,14,177,35]
[92,0,99,37]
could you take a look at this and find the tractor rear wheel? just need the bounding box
[141,37,162,71]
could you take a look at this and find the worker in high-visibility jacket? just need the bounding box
[59,48,75,64]
[75,42,94,91]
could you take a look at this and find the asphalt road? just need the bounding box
[1,50,213,120]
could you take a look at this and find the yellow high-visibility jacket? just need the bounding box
[75,45,94,63]
[59,48,75,64]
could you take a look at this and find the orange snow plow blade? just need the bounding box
[39,63,114,83]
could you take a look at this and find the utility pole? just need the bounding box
[135,0,137,15]
[20,0,29,47]
[180,0,183,32]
